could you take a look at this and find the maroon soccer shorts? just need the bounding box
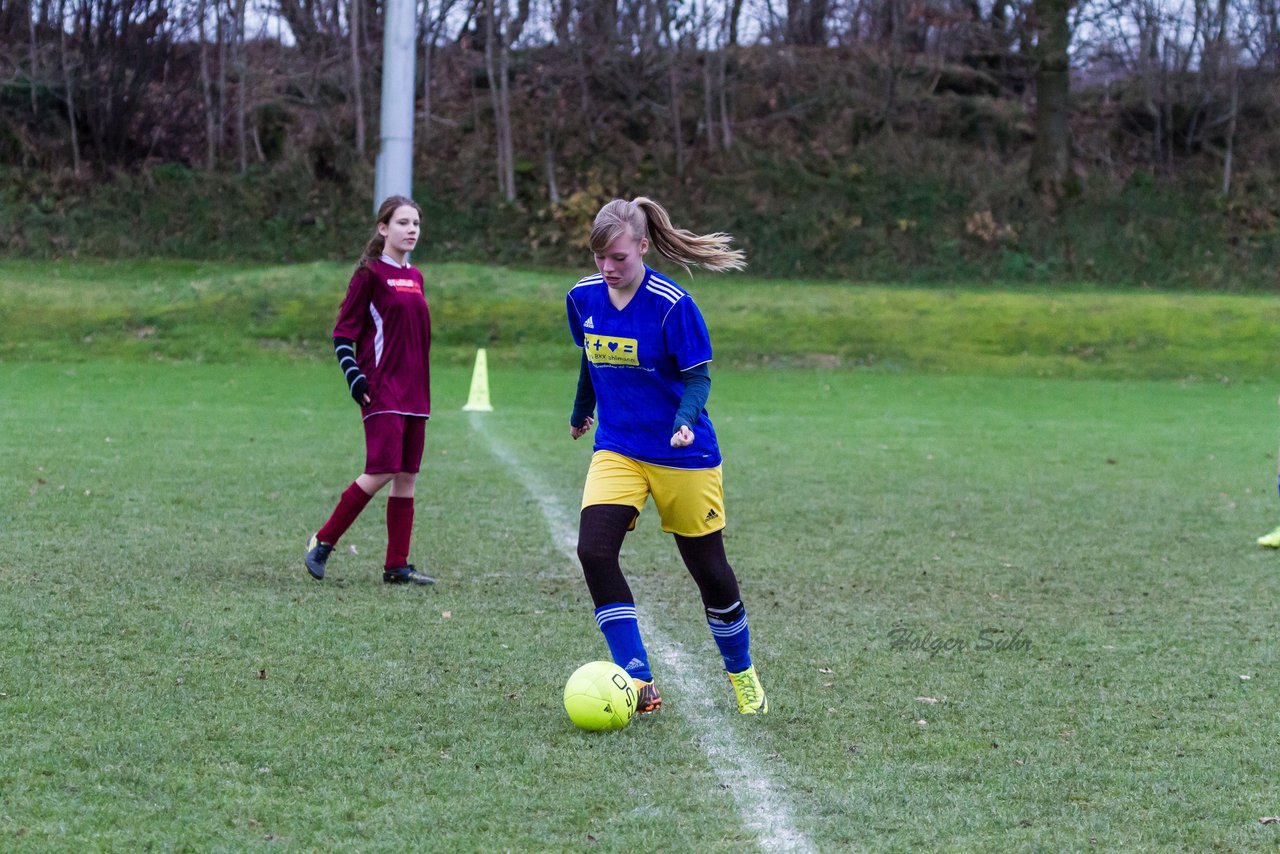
[362,414,427,474]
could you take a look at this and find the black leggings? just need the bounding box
[577,504,742,610]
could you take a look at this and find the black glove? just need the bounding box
[350,375,369,405]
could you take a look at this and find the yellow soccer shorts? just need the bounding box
[581,450,726,537]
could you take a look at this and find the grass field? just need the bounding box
[3,262,1280,851]
[5,258,1280,380]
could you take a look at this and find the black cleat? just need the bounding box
[383,564,436,585]
[305,534,334,580]
[634,679,663,714]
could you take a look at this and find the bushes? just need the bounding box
[3,142,1280,289]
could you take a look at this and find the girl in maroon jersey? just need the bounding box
[305,195,435,586]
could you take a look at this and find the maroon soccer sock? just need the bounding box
[385,495,415,568]
[317,482,375,545]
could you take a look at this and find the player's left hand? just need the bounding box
[670,425,694,447]
[570,416,595,440]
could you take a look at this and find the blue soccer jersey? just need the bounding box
[566,267,721,469]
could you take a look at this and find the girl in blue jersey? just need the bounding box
[304,195,436,587]
[566,197,767,715]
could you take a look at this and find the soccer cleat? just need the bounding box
[1258,526,1280,547]
[305,534,334,580]
[633,679,662,714]
[383,564,436,585]
[727,665,768,715]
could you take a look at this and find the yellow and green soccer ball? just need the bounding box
[563,661,636,731]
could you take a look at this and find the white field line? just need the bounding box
[473,414,815,854]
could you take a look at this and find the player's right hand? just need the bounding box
[570,416,594,440]
[351,376,370,406]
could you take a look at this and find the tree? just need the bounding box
[64,0,172,167]
[57,0,80,172]
[482,0,530,201]
[196,0,218,168]
[1028,0,1078,202]
[418,0,463,147]
[787,0,829,44]
[659,0,691,176]
[348,0,365,157]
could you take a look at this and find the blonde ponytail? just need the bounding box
[590,197,746,274]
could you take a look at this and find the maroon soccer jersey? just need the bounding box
[333,257,432,419]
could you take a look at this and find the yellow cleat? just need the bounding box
[727,665,768,715]
[1258,525,1280,548]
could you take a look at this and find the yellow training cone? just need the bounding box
[462,348,494,412]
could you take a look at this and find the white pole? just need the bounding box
[374,0,416,213]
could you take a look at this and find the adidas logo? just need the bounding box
[625,657,644,672]
[705,509,720,521]
[583,316,595,329]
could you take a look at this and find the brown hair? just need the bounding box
[589,197,746,273]
[356,195,423,271]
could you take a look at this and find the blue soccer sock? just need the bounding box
[594,603,652,682]
[706,600,752,674]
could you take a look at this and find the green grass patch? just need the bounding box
[5,259,1280,380]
